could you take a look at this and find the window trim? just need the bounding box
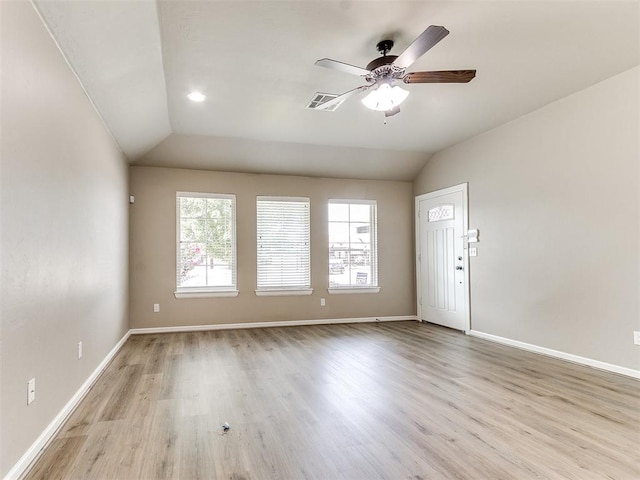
[256,195,311,295]
[328,287,381,295]
[175,288,239,299]
[328,199,379,290]
[175,192,237,296]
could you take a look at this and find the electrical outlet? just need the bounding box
[469,247,478,257]
[78,341,83,359]
[634,331,640,346]
[27,378,36,405]
[153,304,160,313]
[320,298,326,307]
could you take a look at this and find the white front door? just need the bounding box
[416,184,469,331]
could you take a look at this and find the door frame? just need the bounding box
[415,183,471,332]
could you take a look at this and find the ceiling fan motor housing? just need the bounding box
[365,39,405,83]
[365,56,405,85]
[366,55,398,72]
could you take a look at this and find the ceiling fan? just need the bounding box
[310,25,476,117]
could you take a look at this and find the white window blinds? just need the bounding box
[328,200,378,288]
[257,196,310,291]
[176,193,236,292]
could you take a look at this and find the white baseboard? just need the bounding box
[4,330,131,480]
[467,329,640,380]
[130,315,418,335]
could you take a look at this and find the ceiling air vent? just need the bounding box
[307,92,344,111]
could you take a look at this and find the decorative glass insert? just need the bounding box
[428,204,454,222]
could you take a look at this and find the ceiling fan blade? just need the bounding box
[312,85,370,110]
[393,25,450,70]
[315,58,370,76]
[403,70,476,84]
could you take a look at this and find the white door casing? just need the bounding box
[415,183,470,331]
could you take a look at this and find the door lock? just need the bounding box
[456,266,464,271]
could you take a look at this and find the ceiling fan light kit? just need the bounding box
[361,83,409,112]
[311,25,476,116]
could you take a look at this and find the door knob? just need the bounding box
[456,266,463,270]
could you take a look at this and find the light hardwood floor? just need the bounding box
[25,322,639,479]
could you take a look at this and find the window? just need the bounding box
[175,192,237,298]
[328,200,379,293]
[256,196,311,295]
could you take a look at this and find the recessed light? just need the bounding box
[187,91,206,102]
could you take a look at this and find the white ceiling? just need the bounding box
[35,1,639,181]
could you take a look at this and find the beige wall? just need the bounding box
[130,167,415,328]
[414,67,640,370]
[0,1,130,476]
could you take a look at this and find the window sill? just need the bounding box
[255,288,313,297]
[328,287,381,295]
[174,289,239,299]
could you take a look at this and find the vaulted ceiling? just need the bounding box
[35,1,639,180]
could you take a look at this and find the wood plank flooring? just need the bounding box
[24,322,639,479]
